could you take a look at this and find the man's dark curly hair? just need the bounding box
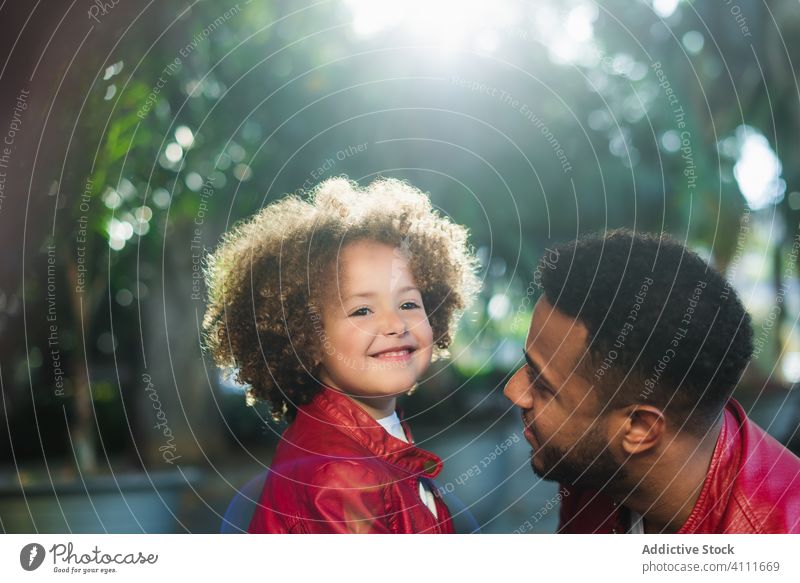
[202,177,480,422]
[538,229,753,430]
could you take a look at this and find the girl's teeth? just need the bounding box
[379,350,409,357]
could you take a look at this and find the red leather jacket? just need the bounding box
[248,385,455,533]
[558,399,800,533]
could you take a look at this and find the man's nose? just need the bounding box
[503,367,533,408]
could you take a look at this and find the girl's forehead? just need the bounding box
[337,241,408,272]
[329,242,417,296]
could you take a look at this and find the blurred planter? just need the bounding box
[0,468,202,533]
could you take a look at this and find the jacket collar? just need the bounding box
[297,384,444,479]
[677,398,743,533]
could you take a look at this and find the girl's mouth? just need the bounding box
[370,346,416,361]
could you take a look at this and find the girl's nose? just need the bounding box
[383,310,408,336]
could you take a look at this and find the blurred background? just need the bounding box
[1,0,800,533]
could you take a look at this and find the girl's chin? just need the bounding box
[346,380,417,398]
[322,369,421,398]
[350,386,411,398]
[321,377,416,395]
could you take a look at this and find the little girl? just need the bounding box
[203,177,479,533]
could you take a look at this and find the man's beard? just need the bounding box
[530,422,627,490]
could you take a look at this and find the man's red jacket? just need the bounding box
[248,385,454,534]
[558,399,800,533]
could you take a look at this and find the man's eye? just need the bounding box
[401,301,421,310]
[527,367,552,394]
[349,307,371,317]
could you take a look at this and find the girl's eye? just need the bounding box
[349,307,372,317]
[401,301,421,310]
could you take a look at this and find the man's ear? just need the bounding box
[620,405,665,456]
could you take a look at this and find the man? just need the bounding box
[504,230,800,533]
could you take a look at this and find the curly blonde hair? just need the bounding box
[203,177,481,421]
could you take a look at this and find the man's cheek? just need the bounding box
[533,393,549,413]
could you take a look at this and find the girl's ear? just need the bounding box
[308,345,322,369]
[307,302,324,368]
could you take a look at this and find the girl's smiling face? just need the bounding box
[317,240,434,418]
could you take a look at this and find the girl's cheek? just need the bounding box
[420,319,434,343]
[411,311,432,328]
[343,319,357,332]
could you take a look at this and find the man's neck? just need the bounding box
[622,415,724,534]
